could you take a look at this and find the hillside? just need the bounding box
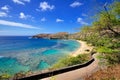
[33,32,69,39]
[75,1,120,79]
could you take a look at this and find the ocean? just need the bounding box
[0,36,80,75]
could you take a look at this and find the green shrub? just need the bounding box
[0,73,11,79]
[105,53,120,65]
[51,54,90,69]
[97,47,119,54]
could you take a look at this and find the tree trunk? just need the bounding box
[107,25,120,36]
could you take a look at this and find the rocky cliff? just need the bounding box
[33,32,69,39]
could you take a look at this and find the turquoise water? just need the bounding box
[0,36,80,75]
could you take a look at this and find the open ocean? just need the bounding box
[0,36,80,75]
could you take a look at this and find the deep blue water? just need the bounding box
[0,36,80,75]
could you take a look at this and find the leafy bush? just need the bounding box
[96,47,119,54]
[105,53,120,65]
[51,54,90,69]
[0,73,11,79]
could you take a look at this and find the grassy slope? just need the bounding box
[51,54,91,70]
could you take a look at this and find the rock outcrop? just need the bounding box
[33,32,69,39]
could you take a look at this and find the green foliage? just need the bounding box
[0,73,11,79]
[112,1,120,16]
[76,1,120,66]
[99,52,120,65]
[97,47,119,54]
[51,54,90,69]
[80,26,92,32]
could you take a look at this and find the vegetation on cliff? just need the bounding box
[50,1,120,79]
[51,54,91,70]
[71,1,120,65]
[77,1,120,79]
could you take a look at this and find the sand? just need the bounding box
[71,40,93,57]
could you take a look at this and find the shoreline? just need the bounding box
[42,40,99,80]
[71,40,93,57]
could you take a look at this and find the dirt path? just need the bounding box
[57,53,99,80]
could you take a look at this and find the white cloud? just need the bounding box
[12,0,30,5]
[0,5,10,17]
[1,5,9,12]
[13,0,24,5]
[77,17,88,25]
[39,1,55,11]
[0,20,39,29]
[41,17,46,22]
[56,18,64,22]
[70,1,83,8]
[19,12,26,19]
[0,12,7,17]
[19,12,34,20]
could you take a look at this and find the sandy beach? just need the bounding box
[71,40,93,57]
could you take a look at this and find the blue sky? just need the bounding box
[0,0,113,36]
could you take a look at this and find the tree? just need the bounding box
[112,1,120,16]
[92,1,120,36]
[103,2,120,35]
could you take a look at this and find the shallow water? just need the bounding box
[0,36,80,75]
